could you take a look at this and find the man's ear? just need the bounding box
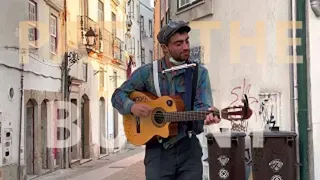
[161,44,168,54]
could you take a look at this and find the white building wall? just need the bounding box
[139,0,154,64]
[23,0,62,92]
[170,0,294,179]
[126,0,142,71]
[307,0,320,179]
[0,0,63,178]
[196,0,292,131]
[67,0,128,155]
[0,0,26,173]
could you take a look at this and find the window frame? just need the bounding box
[28,0,37,47]
[50,14,57,54]
[177,0,203,11]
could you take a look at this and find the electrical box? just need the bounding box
[0,112,2,167]
[2,128,12,165]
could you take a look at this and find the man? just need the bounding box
[111,20,221,180]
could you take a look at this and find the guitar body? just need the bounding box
[123,91,185,146]
[122,92,253,146]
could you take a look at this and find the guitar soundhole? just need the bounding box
[154,111,165,124]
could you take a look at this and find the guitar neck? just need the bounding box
[163,110,220,122]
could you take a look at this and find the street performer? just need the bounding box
[111,20,221,180]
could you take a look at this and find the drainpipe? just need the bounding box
[17,55,24,180]
[289,1,300,178]
[296,0,310,179]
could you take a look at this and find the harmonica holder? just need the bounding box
[162,63,197,74]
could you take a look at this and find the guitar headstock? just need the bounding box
[220,94,253,121]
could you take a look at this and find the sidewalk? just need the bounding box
[69,151,145,180]
[103,160,145,180]
[33,145,145,180]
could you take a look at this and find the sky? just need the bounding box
[150,0,154,8]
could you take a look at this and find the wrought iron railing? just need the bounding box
[102,28,113,58]
[77,15,126,62]
[78,15,102,53]
[112,37,125,62]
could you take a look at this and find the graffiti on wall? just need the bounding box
[229,78,259,132]
[189,46,203,64]
[258,92,281,129]
[228,79,281,131]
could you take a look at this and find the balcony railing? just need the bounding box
[112,37,125,62]
[78,15,102,53]
[102,28,113,58]
[77,15,126,63]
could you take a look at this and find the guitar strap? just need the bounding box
[185,62,198,137]
[153,60,161,97]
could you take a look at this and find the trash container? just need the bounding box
[249,129,297,180]
[206,131,246,180]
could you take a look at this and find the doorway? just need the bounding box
[41,100,49,170]
[99,97,107,155]
[26,99,37,175]
[71,99,78,160]
[113,71,119,150]
[81,94,90,159]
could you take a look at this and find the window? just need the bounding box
[161,18,164,28]
[100,67,104,87]
[113,71,117,88]
[83,63,88,81]
[28,0,37,46]
[137,40,140,57]
[131,1,134,18]
[111,12,116,56]
[150,50,153,61]
[130,37,135,55]
[149,19,152,37]
[158,43,162,58]
[50,14,57,54]
[112,12,116,37]
[140,15,144,32]
[136,4,139,21]
[166,11,170,23]
[98,0,104,26]
[178,0,203,9]
[141,48,145,64]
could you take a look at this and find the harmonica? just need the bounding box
[162,63,197,74]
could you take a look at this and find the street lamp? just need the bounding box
[85,27,97,47]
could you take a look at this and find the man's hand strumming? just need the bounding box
[130,103,153,117]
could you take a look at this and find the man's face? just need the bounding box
[166,32,190,61]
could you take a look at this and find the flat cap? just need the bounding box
[157,20,191,44]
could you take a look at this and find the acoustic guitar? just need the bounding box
[123,91,253,146]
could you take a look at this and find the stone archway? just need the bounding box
[81,94,90,159]
[25,99,38,175]
[99,97,107,155]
